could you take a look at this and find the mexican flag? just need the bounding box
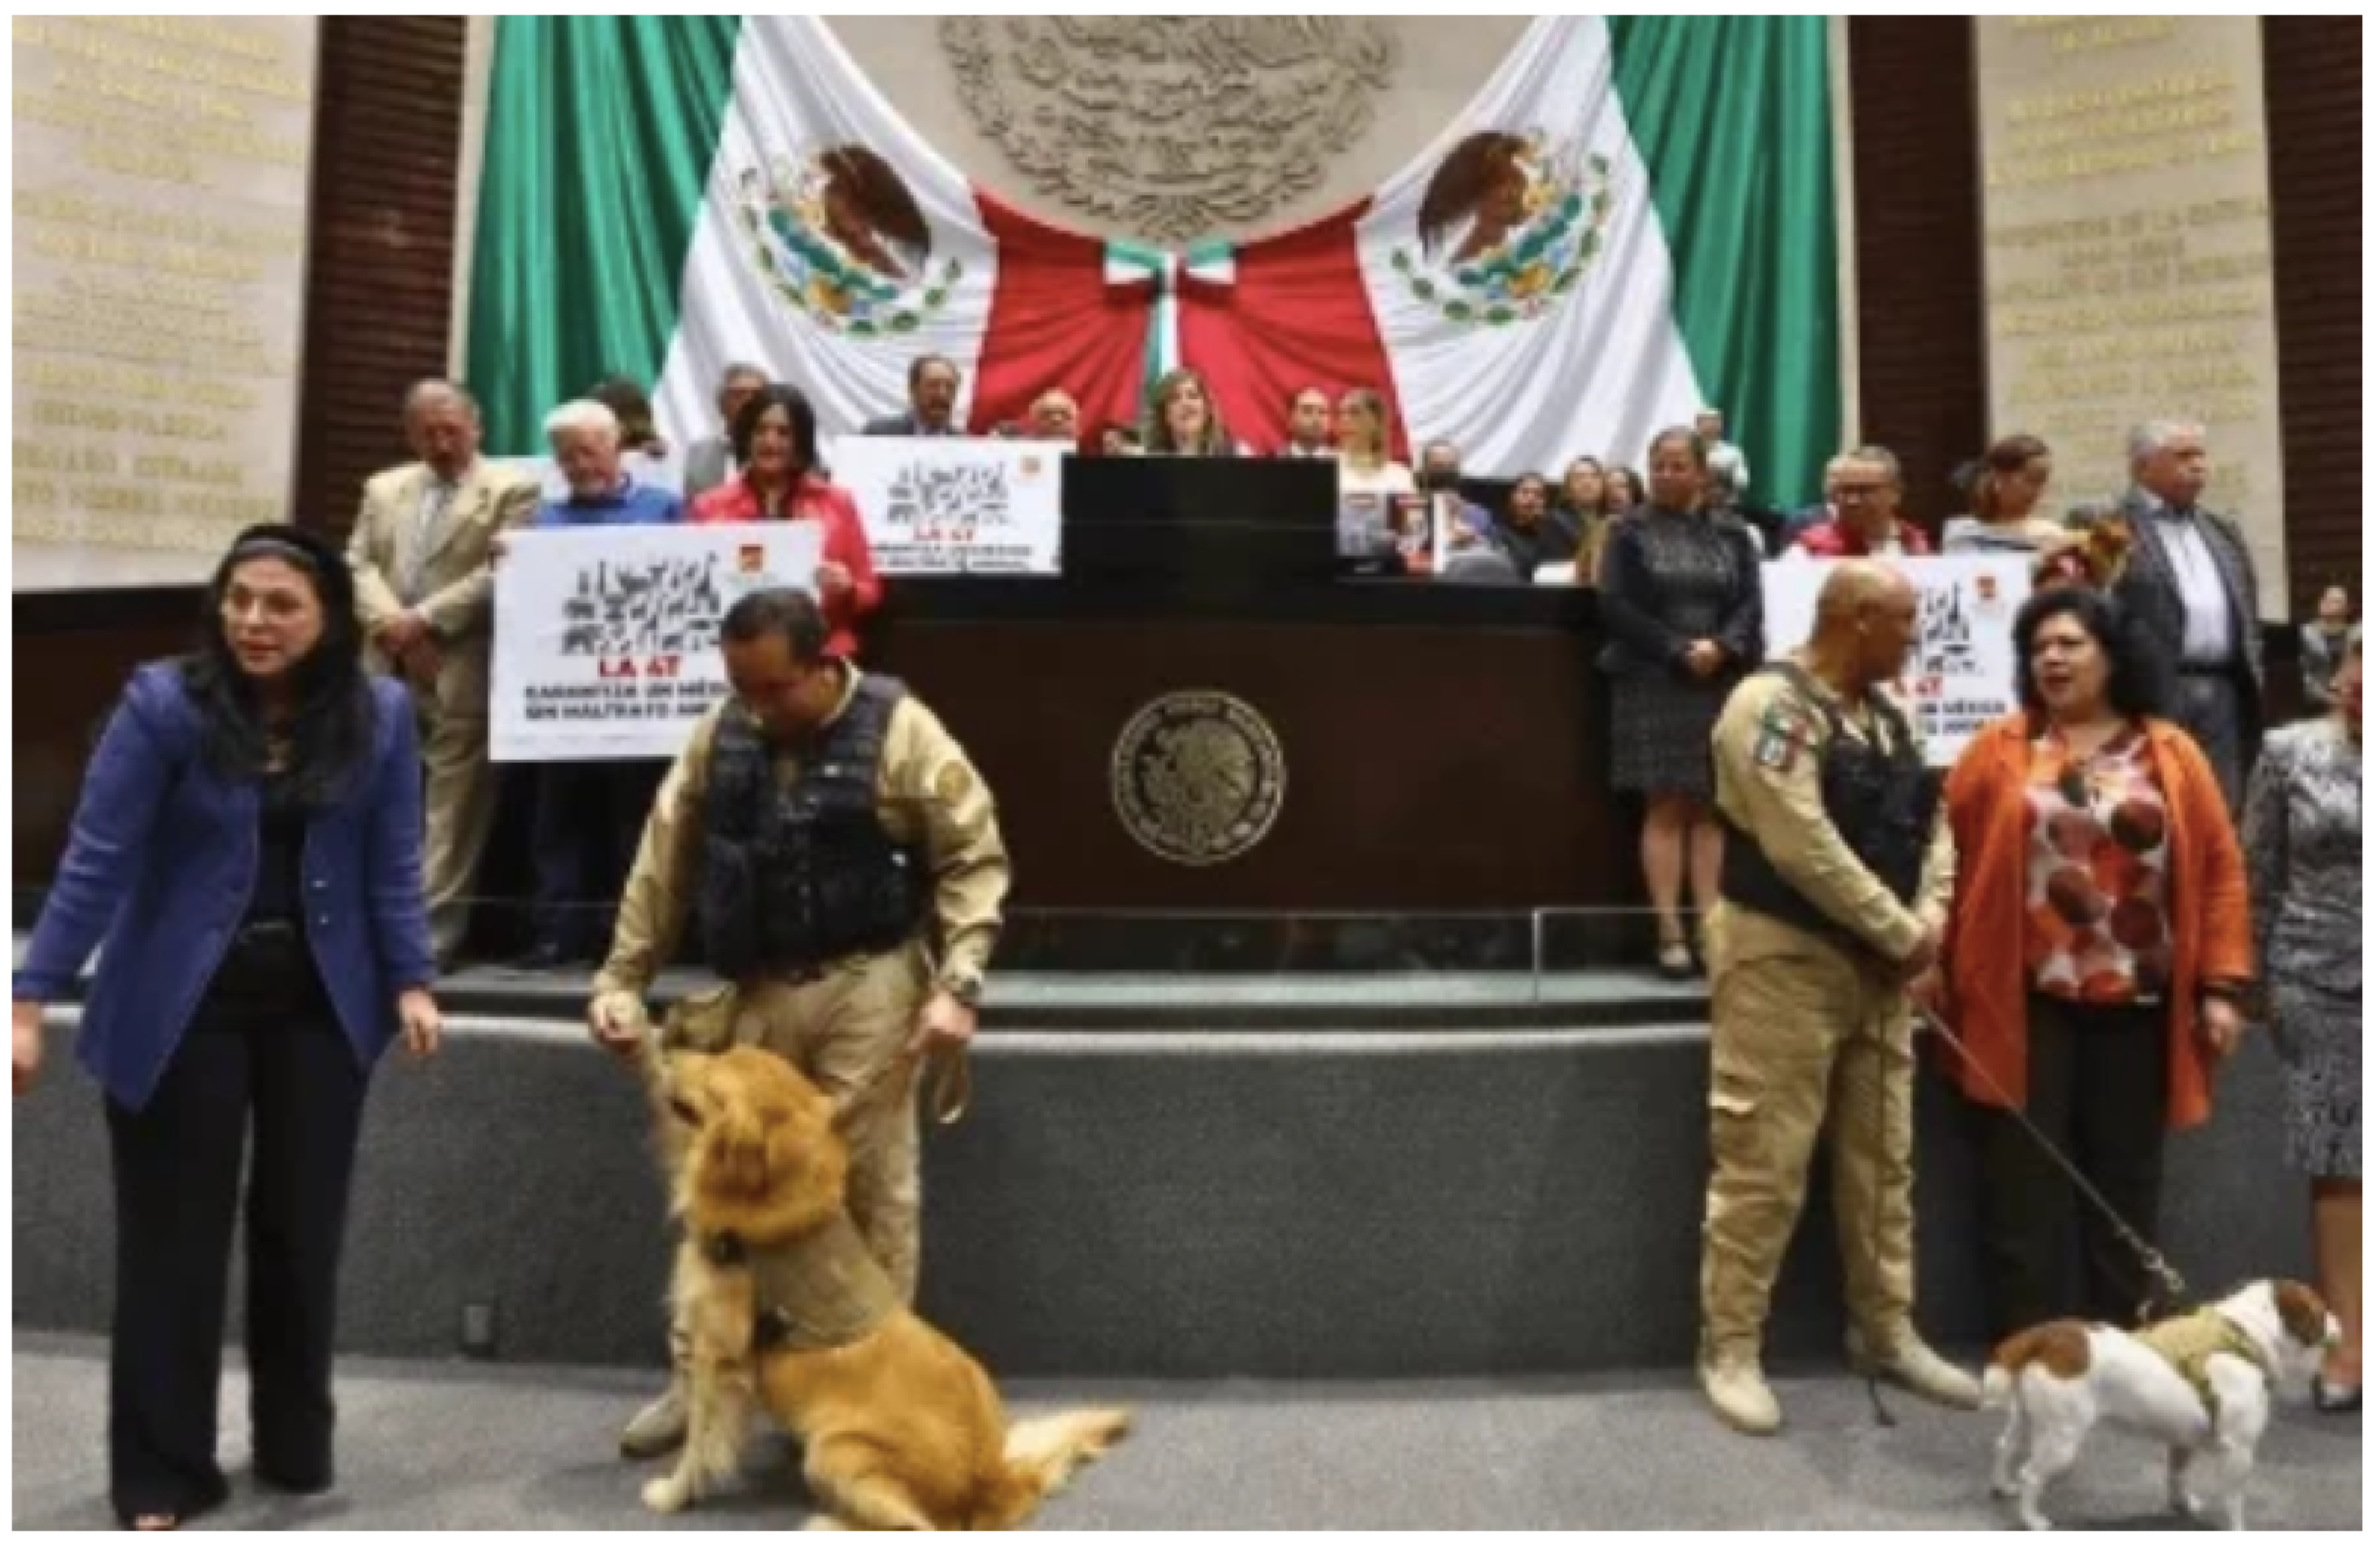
[466,17,1840,506]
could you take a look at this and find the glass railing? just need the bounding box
[14,887,1710,1014]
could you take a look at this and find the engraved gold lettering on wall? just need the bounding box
[12,16,319,591]
[1976,17,2287,615]
[941,16,1398,243]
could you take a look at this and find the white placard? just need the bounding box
[830,437,1064,575]
[492,524,823,764]
[1761,555,2033,767]
[12,18,321,591]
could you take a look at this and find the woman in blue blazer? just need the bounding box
[12,525,443,1531]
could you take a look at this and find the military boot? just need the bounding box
[1700,1347,1785,1437]
[1851,1326,1983,1410]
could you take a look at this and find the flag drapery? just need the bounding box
[466,17,1840,506]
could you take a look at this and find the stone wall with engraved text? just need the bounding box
[1976,15,2290,617]
[12,16,320,591]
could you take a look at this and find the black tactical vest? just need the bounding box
[1720,662,1944,957]
[700,675,926,981]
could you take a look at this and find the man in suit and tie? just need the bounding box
[681,362,769,501]
[348,380,540,965]
[1280,387,1335,460]
[861,354,965,438]
[2099,419,2266,807]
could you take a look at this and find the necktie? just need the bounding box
[403,482,455,601]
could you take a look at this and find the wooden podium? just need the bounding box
[865,457,1621,912]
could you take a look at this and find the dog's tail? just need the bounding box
[972,1408,1134,1529]
[1983,1321,2091,1409]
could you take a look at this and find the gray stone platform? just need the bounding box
[12,1334,2361,1531]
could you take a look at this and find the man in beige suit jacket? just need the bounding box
[348,380,540,964]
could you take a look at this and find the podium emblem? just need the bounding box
[1111,691,1286,867]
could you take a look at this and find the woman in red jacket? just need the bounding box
[689,383,881,658]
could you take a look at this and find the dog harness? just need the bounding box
[2130,1309,2273,1420]
[703,1214,904,1354]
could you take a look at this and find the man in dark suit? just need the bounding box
[682,362,769,499]
[861,354,965,438]
[2097,420,2265,807]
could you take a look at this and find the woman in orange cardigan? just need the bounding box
[689,383,882,659]
[1936,587,2252,1338]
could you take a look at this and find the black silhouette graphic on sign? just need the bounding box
[557,555,727,659]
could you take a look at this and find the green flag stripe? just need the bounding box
[1608,16,1840,507]
[465,16,745,455]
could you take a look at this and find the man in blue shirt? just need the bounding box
[517,401,680,971]
[534,400,684,529]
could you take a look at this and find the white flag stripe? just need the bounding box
[1359,18,1707,477]
[652,17,1001,454]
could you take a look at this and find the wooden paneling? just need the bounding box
[290,17,470,539]
[2263,16,2363,615]
[869,612,1617,911]
[1844,19,1987,528]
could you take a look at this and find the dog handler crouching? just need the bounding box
[1698,561,1981,1435]
[585,587,1010,1459]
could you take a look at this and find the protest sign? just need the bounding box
[1761,554,2031,765]
[830,437,1063,575]
[492,523,821,763]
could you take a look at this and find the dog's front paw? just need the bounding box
[643,1474,697,1516]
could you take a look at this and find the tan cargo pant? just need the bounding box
[659,942,932,1305]
[1700,903,1917,1362]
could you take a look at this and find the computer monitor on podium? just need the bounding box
[1062,457,1339,594]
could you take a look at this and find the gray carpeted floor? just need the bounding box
[12,1334,2361,1531]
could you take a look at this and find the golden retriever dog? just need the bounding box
[643,1047,1132,1530]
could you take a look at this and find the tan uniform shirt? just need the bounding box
[1713,659,1955,963]
[595,668,1009,1000]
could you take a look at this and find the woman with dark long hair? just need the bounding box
[12,525,442,1531]
[1937,587,2251,1338]
[690,382,883,659]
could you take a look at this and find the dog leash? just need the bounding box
[1914,1003,2192,1322]
[844,1041,973,1129]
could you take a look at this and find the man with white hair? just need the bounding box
[513,400,684,972]
[348,380,540,966]
[2095,420,2264,806]
[534,400,684,531]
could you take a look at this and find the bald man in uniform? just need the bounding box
[1698,561,1981,1435]
[588,587,1009,1459]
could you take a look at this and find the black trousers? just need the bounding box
[1972,994,2172,1339]
[529,760,666,957]
[104,965,368,1525]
